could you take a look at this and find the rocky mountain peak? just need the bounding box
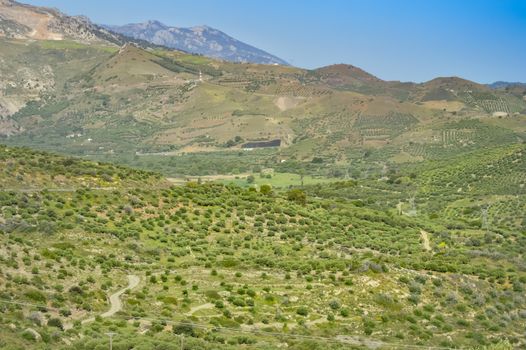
[106,21,288,65]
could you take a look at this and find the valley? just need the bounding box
[0,145,524,350]
[0,0,525,349]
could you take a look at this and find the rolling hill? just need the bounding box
[0,0,525,180]
[1,2,525,350]
[0,145,524,350]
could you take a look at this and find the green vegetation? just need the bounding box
[1,18,525,350]
[0,145,524,349]
[2,37,525,184]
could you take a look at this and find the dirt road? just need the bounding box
[82,274,140,324]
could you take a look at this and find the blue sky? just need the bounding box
[24,0,526,83]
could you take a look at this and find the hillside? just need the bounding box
[0,1,525,183]
[0,0,288,66]
[0,37,524,178]
[105,20,289,65]
[0,144,165,189]
[0,0,147,46]
[1,1,525,179]
[0,145,524,350]
[1,1,525,349]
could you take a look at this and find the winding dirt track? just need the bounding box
[82,275,140,324]
[101,275,140,317]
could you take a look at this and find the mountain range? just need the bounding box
[488,81,526,89]
[0,0,287,65]
[104,20,289,65]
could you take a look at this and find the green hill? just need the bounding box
[1,2,525,350]
[1,36,524,180]
[0,146,524,349]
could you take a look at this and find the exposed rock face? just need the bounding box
[0,0,127,44]
[105,20,289,65]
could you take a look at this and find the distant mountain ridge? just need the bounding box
[104,20,289,66]
[488,81,526,89]
[0,1,287,66]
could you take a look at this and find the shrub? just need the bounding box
[47,318,63,330]
[21,329,39,341]
[399,276,410,284]
[25,290,46,303]
[329,300,341,310]
[296,307,309,316]
[69,285,83,295]
[260,184,272,195]
[173,322,195,336]
[287,189,307,205]
[363,318,375,335]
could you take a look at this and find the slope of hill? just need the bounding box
[1,2,524,350]
[0,35,524,178]
[307,142,526,232]
[0,1,525,181]
[0,0,120,43]
[314,64,382,86]
[0,145,523,350]
[105,20,289,65]
[0,144,164,189]
[0,0,174,49]
[0,0,288,65]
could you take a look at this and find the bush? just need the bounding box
[260,184,272,195]
[173,322,195,336]
[286,189,306,205]
[69,285,84,295]
[329,300,341,310]
[363,318,375,335]
[25,290,46,303]
[47,318,63,330]
[296,306,309,316]
[21,329,39,342]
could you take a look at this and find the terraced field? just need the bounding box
[0,4,524,350]
[1,36,525,182]
[1,146,524,350]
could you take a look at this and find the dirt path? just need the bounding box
[186,302,214,316]
[420,230,431,252]
[101,275,140,317]
[82,275,140,324]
